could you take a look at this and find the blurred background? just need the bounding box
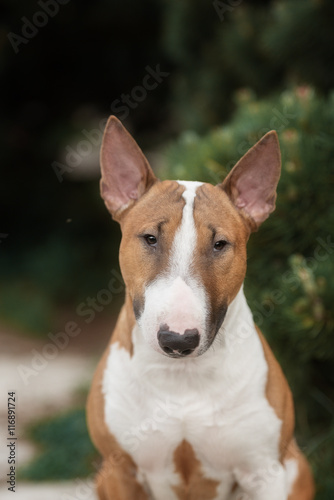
[0,0,334,498]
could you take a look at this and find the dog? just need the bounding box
[87,116,315,500]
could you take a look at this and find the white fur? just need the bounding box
[138,181,207,355]
[171,180,203,277]
[103,287,292,500]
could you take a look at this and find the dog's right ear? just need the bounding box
[100,116,157,220]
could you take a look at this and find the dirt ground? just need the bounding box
[0,315,115,499]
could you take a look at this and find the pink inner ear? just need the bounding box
[101,152,144,213]
[100,116,157,216]
[233,166,278,224]
[236,192,273,224]
[221,131,281,227]
[113,152,144,199]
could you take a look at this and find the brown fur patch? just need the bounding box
[173,439,219,500]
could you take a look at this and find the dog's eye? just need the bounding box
[214,240,228,252]
[144,234,157,247]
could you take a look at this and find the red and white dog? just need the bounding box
[87,117,315,500]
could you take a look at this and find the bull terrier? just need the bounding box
[87,116,315,500]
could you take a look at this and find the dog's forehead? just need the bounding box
[121,180,185,230]
[194,183,247,237]
[122,179,241,232]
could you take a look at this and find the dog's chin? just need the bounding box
[155,332,219,360]
[156,340,219,360]
[157,349,201,360]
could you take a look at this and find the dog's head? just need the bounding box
[100,117,281,358]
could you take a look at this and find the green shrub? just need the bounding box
[20,409,98,481]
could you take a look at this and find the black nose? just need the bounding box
[157,326,200,357]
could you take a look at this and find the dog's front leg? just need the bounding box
[233,460,289,500]
[95,457,150,500]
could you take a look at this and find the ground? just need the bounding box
[0,314,114,500]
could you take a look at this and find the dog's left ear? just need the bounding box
[100,116,157,220]
[220,131,281,230]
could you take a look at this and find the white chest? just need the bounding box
[102,292,283,500]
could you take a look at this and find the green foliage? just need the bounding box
[20,409,98,481]
[0,200,122,335]
[263,0,334,91]
[0,282,54,335]
[163,87,334,498]
[161,0,334,131]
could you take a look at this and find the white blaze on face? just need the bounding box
[170,181,203,277]
[138,181,208,354]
